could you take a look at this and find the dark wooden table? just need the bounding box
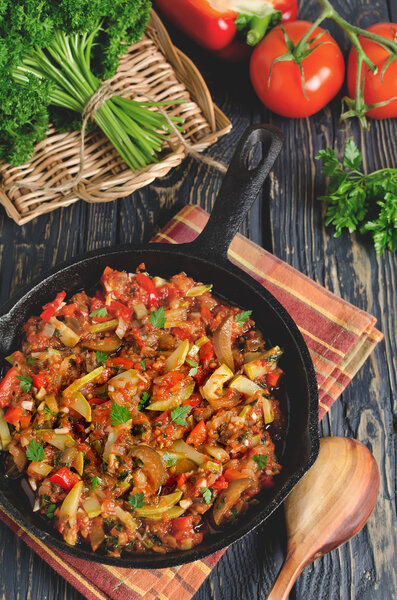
[0,0,396,598]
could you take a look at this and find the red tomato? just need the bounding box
[347,23,397,119]
[250,21,345,117]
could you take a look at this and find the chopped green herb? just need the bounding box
[186,359,199,377]
[162,452,177,467]
[253,454,268,469]
[139,359,146,371]
[91,475,103,490]
[138,391,151,411]
[235,310,252,326]
[117,470,130,482]
[26,439,45,462]
[96,351,110,364]
[171,405,190,426]
[27,357,37,365]
[46,503,56,519]
[200,487,213,505]
[230,507,238,519]
[43,405,57,417]
[149,307,166,329]
[90,307,108,318]
[110,403,131,425]
[16,375,32,392]
[128,492,145,509]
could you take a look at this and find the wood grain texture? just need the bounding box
[0,0,396,598]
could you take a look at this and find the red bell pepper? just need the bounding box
[177,472,187,488]
[106,357,134,369]
[155,0,298,56]
[211,475,229,490]
[171,515,194,541]
[135,273,159,308]
[199,341,215,369]
[108,300,131,322]
[4,406,23,425]
[32,372,48,390]
[266,367,282,388]
[224,468,244,482]
[49,467,80,491]
[0,367,19,408]
[88,397,109,405]
[40,291,66,322]
[186,419,207,446]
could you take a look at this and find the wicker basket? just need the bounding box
[0,10,231,225]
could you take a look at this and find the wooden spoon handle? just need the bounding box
[266,551,306,600]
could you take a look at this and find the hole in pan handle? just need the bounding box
[188,123,284,263]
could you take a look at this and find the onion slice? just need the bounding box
[213,315,234,372]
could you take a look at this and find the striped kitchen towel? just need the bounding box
[0,204,383,600]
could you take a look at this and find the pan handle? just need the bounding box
[187,123,284,262]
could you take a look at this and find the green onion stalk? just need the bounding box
[12,25,183,171]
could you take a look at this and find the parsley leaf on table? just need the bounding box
[235,310,252,326]
[26,439,45,462]
[90,307,108,318]
[17,375,32,392]
[128,492,145,509]
[170,405,190,426]
[253,454,268,470]
[110,403,131,425]
[316,140,397,255]
[149,307,166,329]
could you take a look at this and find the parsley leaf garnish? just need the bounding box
[235,310,252,326]
[139,359,146,371]
[110,403,131,425]
[171,405,190,426]
[17,375,32,392]
[43,405,57,417]
[90,307,108,318]
[200,487,213,505]
[316,140,397,255]
[138,391,150,411]
[128,492,145,509]
[26,439,45,462]
[27,357,37,365]
[96,351,110,364]
[253,454,268,469]
[186,359,198,377]
[91,475,103,490]
[149,307,166,329]
[46,503,56,519]
[163,451,177,467]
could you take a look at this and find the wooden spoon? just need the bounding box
[267,437,380,600]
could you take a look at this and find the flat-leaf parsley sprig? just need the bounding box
[316,140,397,255]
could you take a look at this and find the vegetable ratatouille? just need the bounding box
[0,266,285,555]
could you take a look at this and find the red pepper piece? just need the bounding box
[199,341,215,369]
[49,467,80,491]
[106,357,134,369]
[4,406,23,425]
[135,273,159,308]
[171,327,192,341]
[177,473,187,488]
[109,300,131,322]
[266,368,282,388]
[211,475,229,490]
[186,419,207,446]
[88,397,109,406]
[19,414,32,429]
[58,302,78,317]
[40,291,66,322]
[32,372,48,390]
[171,515,194,541]
[0,367,19,408]
[155,0,237,51]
